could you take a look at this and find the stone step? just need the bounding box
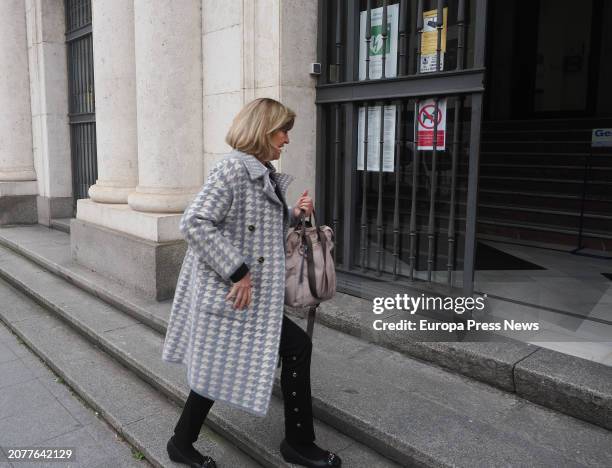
[50,217,73,233]
[0,242,398,467]
[0,278,261,468]
[0,225,610,431]
[0,230,611,466]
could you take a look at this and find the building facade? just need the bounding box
[1,0,610,306]
[0,0,318,300]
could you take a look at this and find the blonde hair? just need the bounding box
[225,98,295,161]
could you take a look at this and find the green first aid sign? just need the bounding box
[592,128,612,147]
[369,23,392,56]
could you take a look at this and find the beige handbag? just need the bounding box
[285,210,336,308]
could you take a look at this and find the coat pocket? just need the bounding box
[199,281,250,322]
[207,300,250,322]
[195,265,253,321]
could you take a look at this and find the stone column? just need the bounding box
[88,0,138,204]
[128,0,203,213]
[0,0,36,182]
[0,0,37,224]
[26,0,73,225]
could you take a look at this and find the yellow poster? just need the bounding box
[420,8,447,72]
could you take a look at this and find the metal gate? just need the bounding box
[65,0,97,209]
[316,0,487,295]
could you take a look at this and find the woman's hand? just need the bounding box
[293,190,314,218]
[226,272,252,309]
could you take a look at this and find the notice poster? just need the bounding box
[357,105,396,172]
[416,99,447,150]
[420,8,448,73]
[358,4,399,80]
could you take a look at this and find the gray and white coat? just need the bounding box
[162,149,297,416]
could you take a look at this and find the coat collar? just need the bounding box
[228,149,295,206]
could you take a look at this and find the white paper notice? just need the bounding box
[357,105,397,172]
[359,4,399,80]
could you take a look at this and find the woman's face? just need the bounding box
[269,128,290,160]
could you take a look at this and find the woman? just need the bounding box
[162,98,342,468]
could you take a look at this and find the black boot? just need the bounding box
[167,435,217,468]
[280,439,342,467]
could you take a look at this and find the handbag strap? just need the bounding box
[303,225,330,300]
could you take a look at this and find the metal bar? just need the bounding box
[333,103,341,261]
[317,0,328,85]
[84,124,90,197]
[376,101,385,275]
[415,0,424,74]
[343,103,357,269]
[409,100,419,280]
[92,123,98,183]
[65,22,92,42]
[447,96,463,287]
[473,0,488,68]
[74,39,85,113]
[81,38,86,113]
[76,125,81,199]
[462,0,488,295]
[335,0,342,83]
[462,93,483,295]
[88,35,95,112]
[315,102,327,231]
[435,0,443,72]
[315,68,485,103]
[69,43,74,113]
[72,125,77,199]
[426,97,440,282]
[399,0,407,76]
[68,113,96,124]
[365,0,372,80]
[84,37,90,113]
[457,0,466,69]
[392,102,402,279]
[360,102,369,271]
[345,0,358,82]
[381,1,388,79]
[65,23,92,42]
[69,126,76,206]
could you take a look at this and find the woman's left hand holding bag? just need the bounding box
[293,190,314,218]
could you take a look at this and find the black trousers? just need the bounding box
[174,315,316,447]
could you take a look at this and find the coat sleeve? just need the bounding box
[179,159,246,281]
[287,205,300,227]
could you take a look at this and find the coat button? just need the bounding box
[257,256,265,264]
[248,224,255,232]
[292,371,297,378]
[294,408,299,412]
[296,423,301,428]
[291,392,296,397]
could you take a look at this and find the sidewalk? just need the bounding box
[0,319,152,468]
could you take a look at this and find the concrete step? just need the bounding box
[0,225,610,428]
[0,279,261,468]
[0,227,611,466]
[50,217,73,233]
[0,240,398,468]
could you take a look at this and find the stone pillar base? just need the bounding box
[70,218,186,301]
[0,181,38,225]
[0,195,37,225]
[37,196,74,226]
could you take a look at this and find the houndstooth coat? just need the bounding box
[161,149,296,416]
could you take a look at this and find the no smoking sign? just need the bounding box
[417,99,447,150]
